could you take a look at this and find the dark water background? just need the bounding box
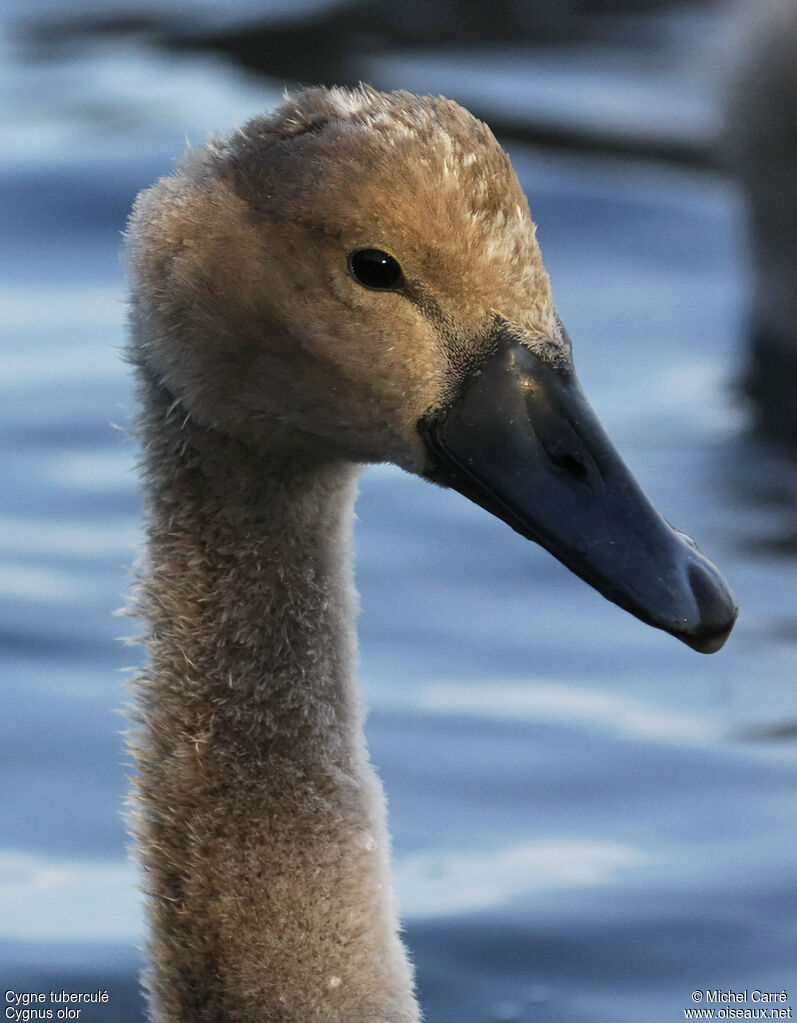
[2,1,796,1020]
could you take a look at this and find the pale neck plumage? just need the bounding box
[132,369,418,1023]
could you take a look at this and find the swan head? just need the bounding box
[127,85,557,468]
[127,84,737,653]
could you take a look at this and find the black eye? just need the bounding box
[349,249,404,290]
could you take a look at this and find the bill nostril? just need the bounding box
[550,452,588,480]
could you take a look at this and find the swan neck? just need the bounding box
[132,369,418,1023]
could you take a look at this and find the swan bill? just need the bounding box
[419,331,738,654]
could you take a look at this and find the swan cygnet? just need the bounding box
[725,0,797,443]
[126,85,737,1023]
